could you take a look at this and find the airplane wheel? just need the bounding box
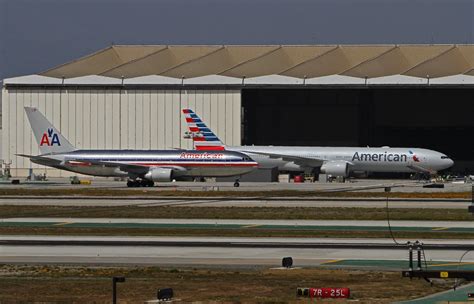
[233,181,240,187]
[127,180,137,187]
[147,180,154,187]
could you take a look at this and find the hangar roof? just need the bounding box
[37,44,474,80]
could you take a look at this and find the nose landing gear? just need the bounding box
[233,179,240,187]
[127,179,154,187]
[126,180,137,187]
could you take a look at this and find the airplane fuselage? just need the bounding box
[229,146,454,173]
[31,150,257,178]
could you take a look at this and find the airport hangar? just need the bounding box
[2,44,474,177]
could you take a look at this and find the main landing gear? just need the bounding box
[127,179,154,187]
[233,179,240,187]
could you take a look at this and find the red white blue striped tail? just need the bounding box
[182,108,226,151]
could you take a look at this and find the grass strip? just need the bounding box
[0,188,470,198]
[0,226,472,239]
[0,265,449,303]
[0,206,471,221]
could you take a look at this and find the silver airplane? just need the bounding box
[20,107,257,187]
[183,109,454,178]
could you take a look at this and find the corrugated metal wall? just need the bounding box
[1,88,241,177]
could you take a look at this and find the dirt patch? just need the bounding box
[0,206,471,221]
[0,226,471,239]
[0,188,470,198]
[0,265,448,303]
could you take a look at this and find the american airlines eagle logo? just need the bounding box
[40,128,61,146]
[409,150,420,162]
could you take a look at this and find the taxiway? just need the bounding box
[1,236,473,268]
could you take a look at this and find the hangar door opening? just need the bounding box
[242,89,368,146]
[242,88,474,172]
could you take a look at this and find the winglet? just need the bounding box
[182,108,226,151]
[24,107,76,155]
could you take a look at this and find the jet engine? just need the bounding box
[144,168,173,182]
[320,161,350,177]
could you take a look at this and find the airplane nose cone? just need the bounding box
[439,158,454,170]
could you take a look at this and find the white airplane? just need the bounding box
[19,107,257,187]
[182,109,454,178]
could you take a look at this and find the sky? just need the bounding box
[0,0,473,80]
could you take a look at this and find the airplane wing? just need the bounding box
[63,159,187,176]
[19,154,188,176]
[242,150,325,167]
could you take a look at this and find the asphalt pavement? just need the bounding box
[1,236,473,268]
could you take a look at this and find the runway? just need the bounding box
[1,236,473,268]
[0,197,469,209]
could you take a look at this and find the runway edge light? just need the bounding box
[157,288,173,301]
[282,257,293,268]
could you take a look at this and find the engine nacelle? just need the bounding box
[320,161,350,177]
[144,168,173,182]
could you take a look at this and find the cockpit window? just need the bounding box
[441,156,449,159]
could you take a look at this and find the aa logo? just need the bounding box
[40,128,61,146]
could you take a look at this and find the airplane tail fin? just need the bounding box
[24,107,76,155]
[182,108,226,151]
